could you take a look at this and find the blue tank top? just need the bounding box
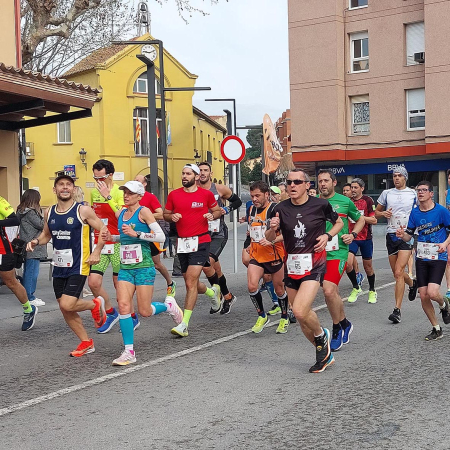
[47,202,91,277]
[118,206,153,269]
[446,184,450,210]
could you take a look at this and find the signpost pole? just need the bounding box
[232,163,238,274]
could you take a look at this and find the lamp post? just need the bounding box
[79,148,87,170]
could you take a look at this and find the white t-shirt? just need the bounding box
[377,187,417,234]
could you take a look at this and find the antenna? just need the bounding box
[137,1,150,36]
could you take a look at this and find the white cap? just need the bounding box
[183,164,200,175]
[119,181,145,195]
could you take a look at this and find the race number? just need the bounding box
[177,236,199,254]
[286,254,312,276]
[416,242,439,260]
[120,244,143,264]
[53,249,73,267]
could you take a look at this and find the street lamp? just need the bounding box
[79,148,87,170]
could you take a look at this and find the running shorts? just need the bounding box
[118,266,156,286]
[349,239,373,260]
[284,271,324,290]
[150,242,161,257]
[249,258,283,275]
[90,243,121,276]
[323,259,347,285]
[53,275,87,299]
[208,236,228,262]
[386,233,413,256]
[178,242,211,274]
[0,254,18,272]
[416,259,446,288]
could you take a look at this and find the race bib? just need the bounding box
[286,254,312,276]
[325,234,339,252]
[250,225,267,243]
[120,244,143,264]
[208,219,220,233]
[416,242,439,260]
[101,244,115,255]
[53,249,73,267]
[177,236,199,254]
[390,215,408,229]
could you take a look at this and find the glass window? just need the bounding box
[351,95,370,135]
[133,108,162,156]
[407,88,425,130]
[133,72,161,94]
[406,22,425,66]
[57,121,71,143]
[351,32,369,72]
[350,0,368,9]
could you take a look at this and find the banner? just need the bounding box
[262,114,282,175]
[135,118,141,143]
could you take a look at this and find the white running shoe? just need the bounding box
[171,322,188,337]
[112,349,136,366]
[30,298,45,307]
[82,288,93,297]
[209,284,222,314]
[164,296,183,325]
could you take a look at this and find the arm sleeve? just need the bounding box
[377,190,387,206]
[138,222,165,243]
[226,193,242,212]
[324,202,339,224]
[347,200,362,223]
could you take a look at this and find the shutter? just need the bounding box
[406,22,425,65]
[407,89,425,112]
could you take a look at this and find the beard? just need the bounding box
[182,178,196,188]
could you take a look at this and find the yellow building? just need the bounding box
[24,34,227,206]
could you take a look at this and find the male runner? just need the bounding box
[396,181,450,340]
[164,164,222,336]
[342,184,352,198]
[308,188,317,197]
[246,181,288,334]
[198,162,242,314]
[317,170,365,352]
[376,167,418,323]
[135,174,176,297]
[28,175,107,356]
[270,186,281,203]
[266,169,343,373]
[347,178,378,304]
[278,182,289,201]
[0,195,37,331]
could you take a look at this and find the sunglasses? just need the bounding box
[416,188,430,193]
[287,179,307,185]
[93,174,111,180]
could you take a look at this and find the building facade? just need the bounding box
[288,0,450,202]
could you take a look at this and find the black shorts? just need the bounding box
[0,254,18,272]
[386,233,413,256]
[150,242,161,257]
[416,259,447,288]
[53,275,87,300]
[284,271,324,290]
[207,237,228,262]
[178,242,211,274]
[249,258,284,275]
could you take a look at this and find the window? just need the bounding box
[406,22,425,66]
[351,95,370,134]
[133,72,161,95]
[133,108,162,155]
[350,32,369,72]
[57,121,71,143]
[407,88,425,130]
[350,0,368,9]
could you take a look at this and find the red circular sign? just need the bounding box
[221,135,246,164]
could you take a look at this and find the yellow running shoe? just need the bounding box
[368,290,377,304]
[276,318,289,334]
[348,287,362,303]
[251,315,270,333]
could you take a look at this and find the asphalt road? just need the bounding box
[0,224,449,449]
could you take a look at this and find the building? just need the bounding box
[288,0,450,201]
[25,35,227,206]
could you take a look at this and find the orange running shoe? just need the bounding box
[91,296,106,328]
[70,339,95,357]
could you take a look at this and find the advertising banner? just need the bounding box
[262,114,282,175]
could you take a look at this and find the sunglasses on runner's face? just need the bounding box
[416,188,430,193]
[93,174,110,181]
[287,179,306,185]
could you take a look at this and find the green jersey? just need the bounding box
[325,193,361,261]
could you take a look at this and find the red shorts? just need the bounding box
[323,259,347,285]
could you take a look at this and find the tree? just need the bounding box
[249,161,262,182]
[240,161,251,185]
[246,126,262,151]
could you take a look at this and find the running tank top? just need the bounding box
[47,202,91,277]
[118,207,154,270]
[446,185,450,211]
[209,183,228,238]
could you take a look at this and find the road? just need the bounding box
[0,223,448,449]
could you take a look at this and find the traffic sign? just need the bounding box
[221,135,246,164]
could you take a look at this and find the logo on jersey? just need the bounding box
[294,220,306,239]
[191,202,204,208]
[67,217,74,225]
[50,219,55,224]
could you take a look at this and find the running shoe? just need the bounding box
[267,304,281,316]
[356,272,365,287]
[276,318,289,334]
[288,309,297,323]
[112,349,136,366]
[330,327,343,351]
[220,295,236,315]
[251,315,270,333]
[314,328,331,363]
[97,309,119,334]
[408,279,418,301]
[388,307,401,324]
[445,290,450,301]
[309,353,335,373]
[30,298,45,307]
[259,282,268,292]
[171,322,188,337]
[209,284,222,314]
[425,328,443,341]
[347,287,362,303]
[91,296,106,328]
[132,314,140,331]
[164,296,183,325]
[342,322,353,345]
[22,305,38,331]
[440,297,450,325]
[368,291,377,304]
[166,281,176,297]
[82,288,93,297]
[70,339,95,357]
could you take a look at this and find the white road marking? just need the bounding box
[0,281,396,417]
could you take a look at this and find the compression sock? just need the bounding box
[151,302,167,315]
[347,269,359,289]
[266,281,277,304]
[368,274,376,291]
[22,301,32,313]
[277,292,289,319]
[207,273,220,286]
[119,314,134,347]
[183,309,193,326]
[340,318,350,330]
[218,274,230,297]
[249,290,265,316]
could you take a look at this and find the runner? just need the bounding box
[198,162,242,315]
[27,175,108,356]
[278,182,289,201]
[266,169,343,373]
[164,164,222,337]
[246,181,288,334]
[347,178,378,304]
[396,181,450,340]
[317,170,365,352]
[135,175,176,297]
[308,188,317,197]
[342,184,352,198]
[375,167,418,323]
[101,181,183,365]
[0,195,37,331]
[89,159,124,333]
[269,186,281,203]
[444,169,450,300]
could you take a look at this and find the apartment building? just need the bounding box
[288,0,450,201]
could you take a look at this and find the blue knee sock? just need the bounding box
[266,281,277,304]
[151,302,167,315]
[119,314,134,346]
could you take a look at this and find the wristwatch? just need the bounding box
[326,233,333,241]
[351,232,358,239]
[136,231,142,238]
[105,195,112,201]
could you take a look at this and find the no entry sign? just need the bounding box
[221,135,246,164]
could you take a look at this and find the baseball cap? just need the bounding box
[183,164,200,175]
[270,186,281,195]
[119,181,145,195]
[54,174,75,186]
